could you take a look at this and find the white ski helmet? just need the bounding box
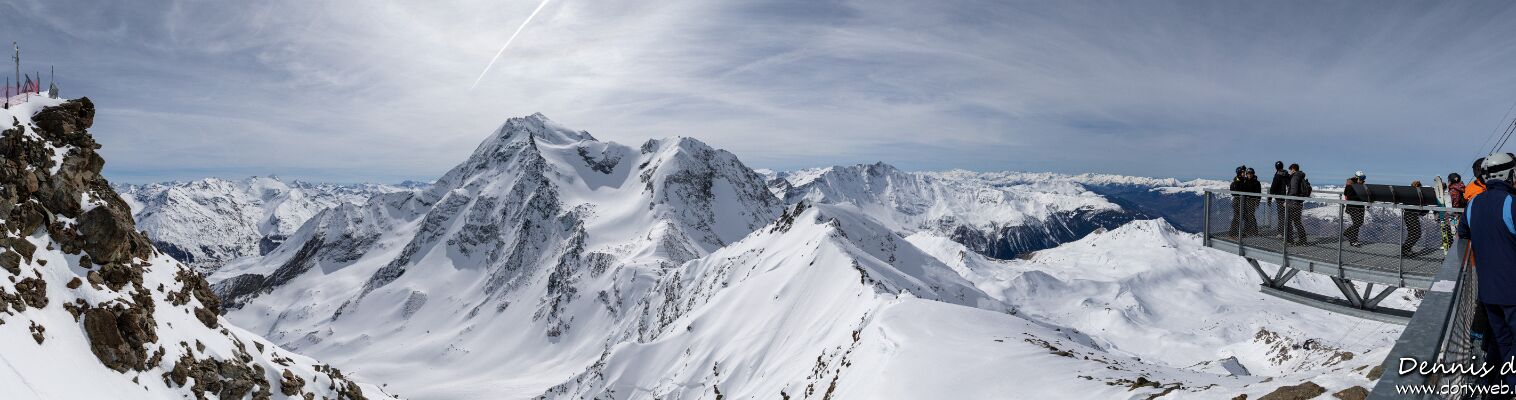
[1482,153,1516,183]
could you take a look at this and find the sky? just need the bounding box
[3,0,1516,184]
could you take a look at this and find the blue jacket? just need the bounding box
[1459,179,1516,305]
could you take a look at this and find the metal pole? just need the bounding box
[1203,192,1212,247]
[12,42,18,97]
[1399,208,1406,286]
[1338,203,1345,278]
[1282,199,1290,268]
[1239,194,1247,253]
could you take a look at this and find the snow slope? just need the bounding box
[909,219,1405,396]
[0,97,390,400]
[118,177,418,271]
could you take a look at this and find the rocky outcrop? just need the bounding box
[1259,381,1325,400]
[0,98,382,399]
[1333,386,1368,400]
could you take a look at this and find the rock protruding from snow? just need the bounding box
[0,97,389,400]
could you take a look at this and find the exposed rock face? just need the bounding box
[1333,386,1368,400]
[83,305,158,372]
[1259,381,1326,400]
[0,98,382,400]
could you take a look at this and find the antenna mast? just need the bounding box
[12,42,18,94]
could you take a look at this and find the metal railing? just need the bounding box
[1203,189,1463,287]
[1368,242,1482,399]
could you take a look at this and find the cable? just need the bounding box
[1496,118,1516,153]
[1479,99,1516,155]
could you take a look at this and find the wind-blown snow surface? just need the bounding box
[117,177,420,271]
[211,113,1399,399]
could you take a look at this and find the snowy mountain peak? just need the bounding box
[502,112,596,146]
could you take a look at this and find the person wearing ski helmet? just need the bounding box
[1449,173,1467,208]
[1459,152,1516,387]
[1468,157,1489,202]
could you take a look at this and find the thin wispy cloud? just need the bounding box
[2,0,1515,183]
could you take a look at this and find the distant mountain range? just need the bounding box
[3,97,1391,400]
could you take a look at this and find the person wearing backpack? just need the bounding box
[1285,163,1310,245]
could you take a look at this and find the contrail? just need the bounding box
[470,0,556,90]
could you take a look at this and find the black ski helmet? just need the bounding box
[1449,173,1462,183]
[1274,161,1284,171]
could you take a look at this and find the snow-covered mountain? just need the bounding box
[206,113,1391,400]
[0,97,390,399]
[209,113,786,397]
[116,177,420,271]
[766,163,1165,259]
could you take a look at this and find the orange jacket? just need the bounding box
[1465,180,1487,266]
[1466,179,1487,201]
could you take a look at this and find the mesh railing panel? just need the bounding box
[1205,189,1459,281]
[1368,242,1481,399]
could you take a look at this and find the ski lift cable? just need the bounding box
[1494,116,1516,152]
[1478,98,1516,155]
[1495,118,1516,153]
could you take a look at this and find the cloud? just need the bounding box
[3,0,1515,183]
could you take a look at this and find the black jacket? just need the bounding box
[1269,170,1290,195]
[1344,184,1365,210]
[1242,177,1263,194]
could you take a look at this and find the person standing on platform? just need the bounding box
[1459,153,1516,390]
[1270,161,1291,236]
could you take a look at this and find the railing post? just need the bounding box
[1399,208,1406,286]
[1203,191,1211,247]
[1338,202,1345,279]
[1282,198,1290,267]
[1238,194,1246,252]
